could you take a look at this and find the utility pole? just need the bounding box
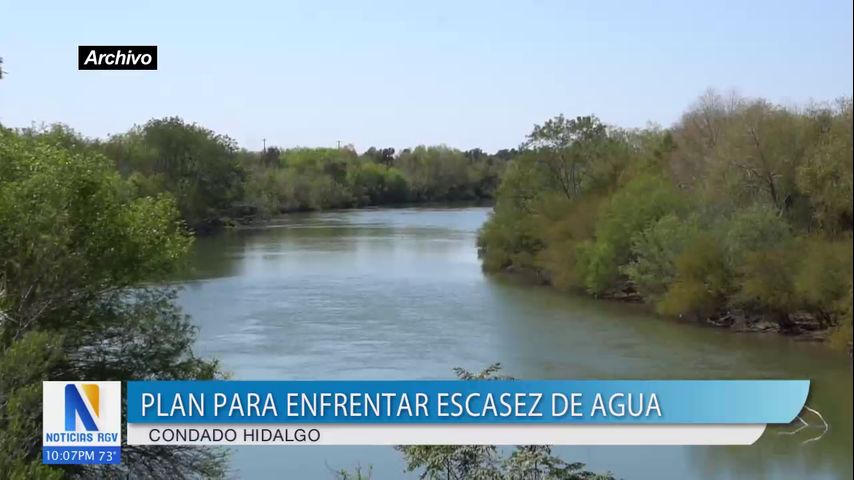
[337,140,341,150]
[262,138,267,153]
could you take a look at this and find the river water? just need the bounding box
[176,206,852,479]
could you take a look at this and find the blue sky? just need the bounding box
[1,0,851,152]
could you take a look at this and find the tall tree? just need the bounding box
[105,117,245,230]
[0,129,224,478]
[524,115,609,199]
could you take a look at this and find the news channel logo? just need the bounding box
[42,381,122,465]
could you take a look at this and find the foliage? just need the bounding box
[792,237,853,325]
[504,446,614,480]
[720,206,792,265]
[523,115,612,199]
[396,365,613,480]
[478,90,853,345]
[395,145,502,201]
[734,247,800,327]
[347,161,409,205]
[104,117,245,230]
[332,465,373,480]
[534,194,604,290]
[240,144,508,217]
[704,100,805,214]
[575,173,684,293]
[477,206,544,275]
[0,129,224,478]
[12,118,514,227]
[796,98,853,232]
[657,235,732,318]
[621,214,699,301]
[0,331,64,480]
[730,236,853,330]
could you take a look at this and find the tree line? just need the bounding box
[478,90,852,347]
[239,143,511,219]
[10,118,514,231]
[2,90,850,477]
[0,118,517,477]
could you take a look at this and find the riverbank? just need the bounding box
[180,206,853,479]
[221,200,496,231]
[599,284,850,346]
[476,95,852,353]
[496,267,842,345]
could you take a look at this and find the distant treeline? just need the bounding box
[478,91,852,345]
[240,143,513,216]
[10,120,514,231]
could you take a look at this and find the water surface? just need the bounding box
[176,207,852,479]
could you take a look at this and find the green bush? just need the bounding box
[722,206,792,266]
[534,194,603,290]
[477,208,543,273]
[622,214,699,300]
[792,237,853,326]
[658,234,732,317]
[105,117,245,229]
[0,129,223,477]
[576,173,684,293]
[346,161,409,205]
[735,247,799,326]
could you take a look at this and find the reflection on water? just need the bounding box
[174,206,852,479]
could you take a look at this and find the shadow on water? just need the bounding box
[172,206,852,479]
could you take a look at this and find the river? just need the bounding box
[175,206,852,479]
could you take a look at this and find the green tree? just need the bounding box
[792,237,853,327]
[479,92,852,338]
[621,214,699,301]
[721,206,792,266]
[657,234,732,318]
[504,446,613,480]
[708,100,805,214]
[523,115,611,199]
[347,161,409,205]
[796,98,853,232]
[0,129,223,478]
[576,173,684,293]
[362,146,395,167]
[105,117,245,230]
[395,146,474,201]
[734,246,800,330]
[534,193,604,290]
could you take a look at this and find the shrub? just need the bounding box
[722,205,792,267]
[534,194,604,290]
[622,214,700,301]
[735,247,799,328]
[576,173,684,293]
[658,234,732,317]
[477,208,543,273]
[792,237,853,326]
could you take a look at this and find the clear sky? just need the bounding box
[1,0,852,152]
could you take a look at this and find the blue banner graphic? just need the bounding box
[127,380,808,424]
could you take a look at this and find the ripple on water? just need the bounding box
[178,207,852,480]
